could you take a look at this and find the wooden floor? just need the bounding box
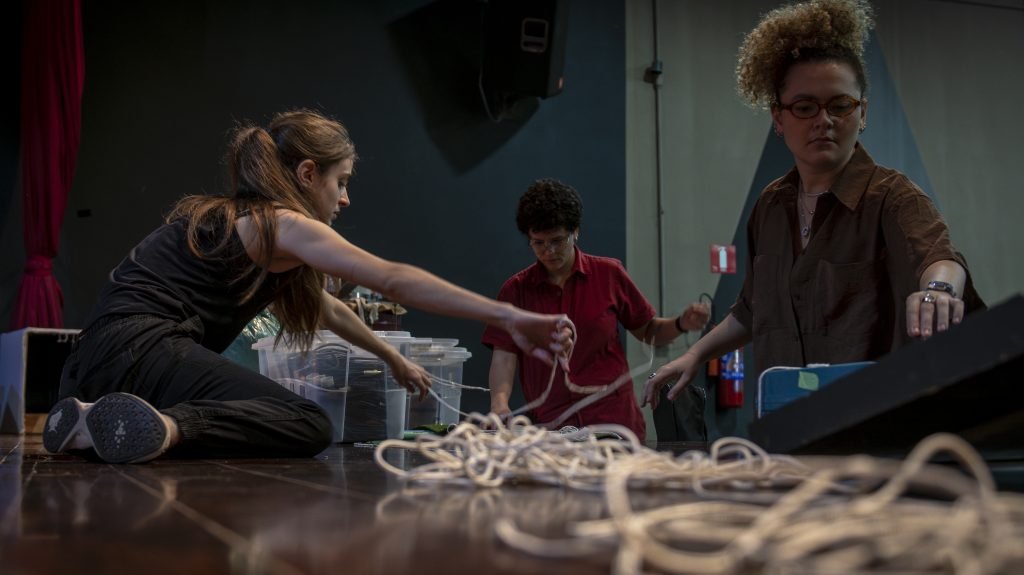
[5,433,1024,574]
[1,433,696,575]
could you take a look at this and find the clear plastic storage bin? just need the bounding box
[407,347,472,428]
[341,356,407,443]
[252,331,408,443]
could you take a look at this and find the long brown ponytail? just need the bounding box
[167,109,356,352]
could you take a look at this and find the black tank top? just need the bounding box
[86,216,293,352]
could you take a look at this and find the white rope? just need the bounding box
[375,412,645,489]
[505,330,650,420]
[375,425,1024,574]
[417,335,653,431]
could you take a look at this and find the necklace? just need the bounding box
[798,200,813,239]
[797,187,826,239]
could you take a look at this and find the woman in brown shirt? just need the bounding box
[644,0,982,408]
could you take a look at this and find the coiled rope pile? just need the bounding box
[375,416,1024,574]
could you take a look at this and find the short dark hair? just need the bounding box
[515,179,583,235]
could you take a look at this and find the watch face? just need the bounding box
[927,281,957,297]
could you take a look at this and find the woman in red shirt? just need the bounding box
[483,179,708,441]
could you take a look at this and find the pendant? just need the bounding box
[801,226,810,238]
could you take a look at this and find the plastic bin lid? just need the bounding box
[376,333,415,347]
[252,331,358,352]
[411,349,472,363]
[352,331,415,355]
[418,343,463,353]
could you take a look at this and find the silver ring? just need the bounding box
[648,372,658,380]
[921,292,937,304]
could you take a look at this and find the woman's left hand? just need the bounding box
[906,290,964,339]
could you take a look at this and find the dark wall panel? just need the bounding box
[43,0,625,414]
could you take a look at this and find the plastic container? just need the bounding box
[403,337,435,356]
[293,380,348,443]
[407,348,472,428]
[342,356,408,443]
[252,331,407,443]
[371,331,416,357]
[756,361,874,418]
[430,338,459,349]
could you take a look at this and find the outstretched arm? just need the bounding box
[273,212,574,365]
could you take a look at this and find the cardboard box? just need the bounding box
[0,328,81,434]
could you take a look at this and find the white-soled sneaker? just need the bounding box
[43,397,94,453]
[43,393,172,464]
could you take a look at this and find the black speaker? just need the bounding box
[481,0,569,99]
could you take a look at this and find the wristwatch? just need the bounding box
[925,280,958,298]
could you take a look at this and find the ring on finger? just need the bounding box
[921,292,937,304]
[648,372,658,380]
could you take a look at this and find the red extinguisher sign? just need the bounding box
[710,244,737,274]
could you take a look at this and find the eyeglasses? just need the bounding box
[778,95,863,119]
[528,235,573,253]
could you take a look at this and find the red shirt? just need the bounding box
[482,248,655,440]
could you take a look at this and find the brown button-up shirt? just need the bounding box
[731,144,982,378]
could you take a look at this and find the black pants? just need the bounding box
[59,314,332,458]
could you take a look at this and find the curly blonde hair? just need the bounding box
[736,0,875,109]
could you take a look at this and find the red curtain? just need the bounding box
[11,0,85,329]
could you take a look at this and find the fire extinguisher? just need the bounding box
[717,349,744,408]
[706,355,720,378]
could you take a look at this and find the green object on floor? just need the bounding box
[414,423,451,435]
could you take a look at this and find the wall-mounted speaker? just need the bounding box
[481,0,569,100]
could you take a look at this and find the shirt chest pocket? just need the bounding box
[814,258,884,337]
[574,305,618,335]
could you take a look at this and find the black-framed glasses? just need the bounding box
[528,235,573,253]
[778,95,863,119]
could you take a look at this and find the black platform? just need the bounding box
[749,295,1024,469]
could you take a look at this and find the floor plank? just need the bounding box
[4,433,1023,574]
[0,435,614,574]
